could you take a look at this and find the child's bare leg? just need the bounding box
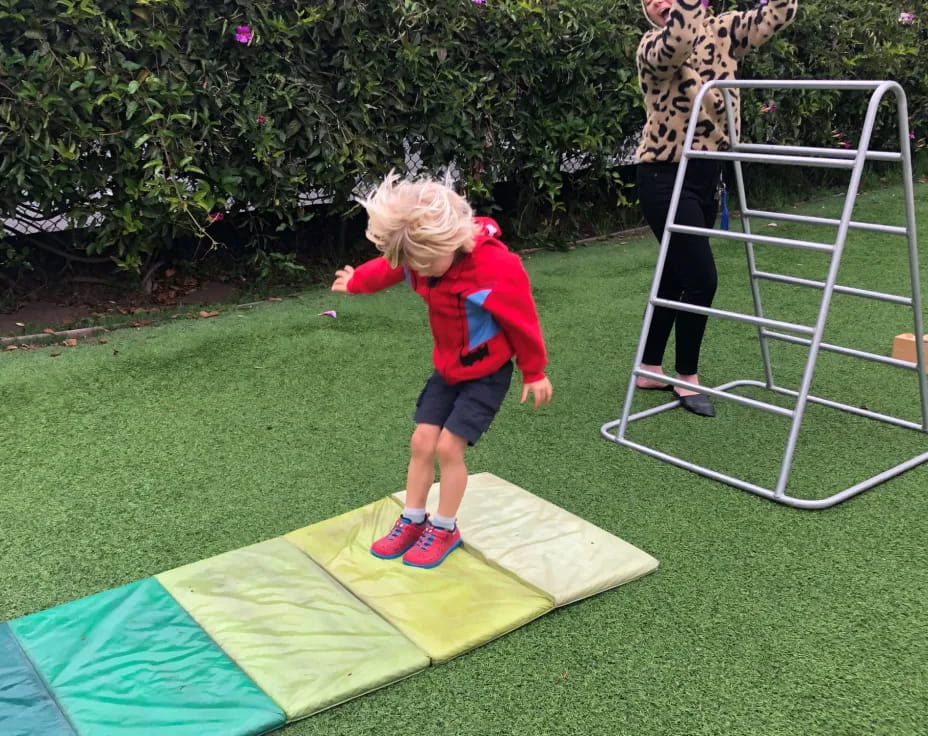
[434,429,468,526]
[398,427,465,567]
[370,424,439,560]
[404,423,441,518]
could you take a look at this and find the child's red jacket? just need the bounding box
[347,217,547,385]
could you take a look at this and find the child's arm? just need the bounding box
[721,0,798,59]
[331,257,406,294]
[637,0,707,78]
[481,261,553,408]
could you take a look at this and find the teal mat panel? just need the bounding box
[0,623,76,736]
[9,579,286,736]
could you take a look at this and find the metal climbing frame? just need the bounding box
[601,80,928,509]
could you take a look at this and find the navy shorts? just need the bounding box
[413,362,514,445]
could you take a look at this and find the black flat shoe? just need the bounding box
[674,391,715,417]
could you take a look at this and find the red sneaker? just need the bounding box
[402,523,462,568]
[370,516,428,559]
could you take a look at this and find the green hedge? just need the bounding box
[738,1,926,156]
[0,0,924,280]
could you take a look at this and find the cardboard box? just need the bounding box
[892,333,928,371]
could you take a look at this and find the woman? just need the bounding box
[634,0,798,417]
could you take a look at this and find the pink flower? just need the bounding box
[472,0,485,4]
[910,132,916,139]
[207,213,224,223]
[256,115,267,124]
[235,25,253,43]
[760,104,777,113]
[899,12,915,25]
[841,141,851,149]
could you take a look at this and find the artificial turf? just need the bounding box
[1,177,926,735]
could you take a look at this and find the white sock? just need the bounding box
[403,507,426,524]
[431,513,456,531]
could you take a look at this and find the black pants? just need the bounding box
[636,160,721,376]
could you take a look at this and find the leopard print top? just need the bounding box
[635,0,798,163]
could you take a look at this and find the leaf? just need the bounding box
[127,80,140,94]
[5,345,18,351]
[63,338,78,347]
[198,310,220,318]
[133,133,151,148]
[268,297,282,302]
[43,328,57,335]
[130,320,153,327]
[50,350,62,357]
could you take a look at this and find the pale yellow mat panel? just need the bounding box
[395,472,659,606]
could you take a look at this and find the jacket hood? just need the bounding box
[474,216,502,240]
[642,0,661,29]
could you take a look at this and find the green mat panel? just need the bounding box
[0,623,75,736]
[9,578,286,736]
[395,473,660,606]
[157,537,430,721]
[285,497,553,663]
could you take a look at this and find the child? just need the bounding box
[331,172,553,569]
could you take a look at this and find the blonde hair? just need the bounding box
[360,171,479,271]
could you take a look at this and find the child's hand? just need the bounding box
[521,377,553,409]
[331,265,355,292]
